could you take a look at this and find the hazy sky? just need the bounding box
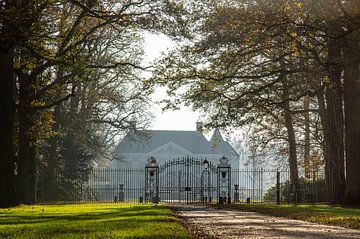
[143,32,202,131]
[142,33,249,164]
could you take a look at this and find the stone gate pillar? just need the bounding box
[217,156,231,204]
[145,156,159,203]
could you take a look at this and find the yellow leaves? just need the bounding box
[27,109,57,143]
[30,100,46,107]
[199,81,214,92]
[122,15,131,21]
[143,78,151,85]
[285,29,302,57]
[283,0,305,19]
[323,75,330,83]
[288,40,298,55]
[290,32,297,38]
[284,2,291,11]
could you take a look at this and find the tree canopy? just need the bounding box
[153,0,360,204]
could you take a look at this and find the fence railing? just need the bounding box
[35,168,330,204]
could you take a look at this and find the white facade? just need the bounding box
[111,125,239,170]
[93,124,240,202]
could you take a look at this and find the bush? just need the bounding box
[263,177,328,203]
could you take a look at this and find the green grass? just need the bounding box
[226,204,360,229]
[0,203,192,239]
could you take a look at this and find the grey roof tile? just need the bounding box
[114,129,238,157]
[215,141,240,157]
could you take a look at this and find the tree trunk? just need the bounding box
[283,101,300,202]
[43,104,62,201]
[343,29,360,204]
[0,46,17,208]
[43,69,65,201]
[322,36,345,204]
[63,85,80,174]
[303,96,311,180]
[17,76,37,204]
[317,92,334,202]
[282,84,300,202]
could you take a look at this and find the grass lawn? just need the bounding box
[0,203,192,239]
[226,204,360,229]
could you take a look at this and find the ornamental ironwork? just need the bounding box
[144,155,232,204]
[217,156,231,204]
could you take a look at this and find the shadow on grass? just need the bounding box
[0,205,191,239]
[0,205,168,225]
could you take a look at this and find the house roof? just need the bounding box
[210,128,239,157]
[114,129,239,157]
[210,128,224,148]
[215,141,239,157]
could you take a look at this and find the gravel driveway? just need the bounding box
[171,204,360,239]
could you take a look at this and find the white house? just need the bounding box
[111,122,239,170]
[89,122,240,202]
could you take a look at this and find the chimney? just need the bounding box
[196,121,204,133]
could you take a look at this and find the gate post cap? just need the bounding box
[219,156,229,166]
[203,159,209,169]
[147,156,157,166]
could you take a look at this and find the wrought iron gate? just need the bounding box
[145,155,231,204]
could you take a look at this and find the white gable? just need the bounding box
[149,141,191,155]
[112,128,240,170]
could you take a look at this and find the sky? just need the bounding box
[140,33,252,165]
[142,32,202,132]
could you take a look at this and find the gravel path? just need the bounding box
[171,204,360,239]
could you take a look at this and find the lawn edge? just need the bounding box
[214,204,360,230]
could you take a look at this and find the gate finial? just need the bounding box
[147,156,157,167]
[203,159,209,170]
[219,156,229,167]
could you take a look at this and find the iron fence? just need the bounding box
[35,167,330,204]
[230,169,329,204]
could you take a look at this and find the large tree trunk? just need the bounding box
[317,92,334,202]
[322,36,345,204]
[42,104,62,201]
[63,85,80,173]
[17,76,37,204]
[43,69,65,202]
[0,46,17,208]
[282,84,300,202]
[283,101,301,202]
[343,29,360,204]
